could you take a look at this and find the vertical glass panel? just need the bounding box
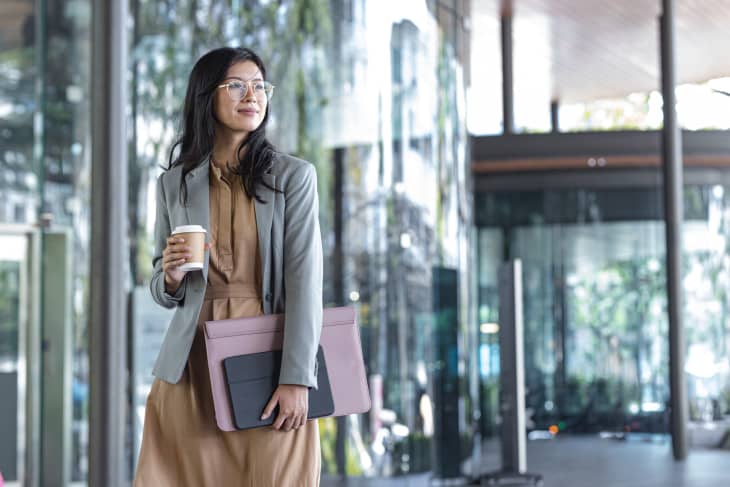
[0,252,22,482]
[43,1,92,481]
[556,221,667,432]
[0,259,21,363]
[683,184,730,424]
[129,0,473,480]
[0,2,36,481]
[476,228,502,439]
[512,224,559,427]
[0,0,92,481]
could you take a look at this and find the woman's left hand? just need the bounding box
[261,384,309,431]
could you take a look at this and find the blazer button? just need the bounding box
[265,293,272,301]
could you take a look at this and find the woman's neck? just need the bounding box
[212,130,248,168]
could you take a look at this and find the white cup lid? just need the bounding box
[172,224,207,234]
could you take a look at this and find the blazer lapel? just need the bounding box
[185,158,211,282]
[255,172,276,307]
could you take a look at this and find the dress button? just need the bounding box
[265,293,272,301]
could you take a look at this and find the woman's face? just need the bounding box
[214,60,268,138]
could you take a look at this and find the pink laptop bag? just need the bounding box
[204,306,371,431]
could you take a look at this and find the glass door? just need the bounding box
[475,186,672,437]
[512,221,668,434]
[0,225,41,487]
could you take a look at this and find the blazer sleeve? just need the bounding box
[279,163,324,389]
[149,174,188,309]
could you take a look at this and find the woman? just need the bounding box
[134,47,323,486]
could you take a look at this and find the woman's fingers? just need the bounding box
[265,386,308,431]
[271,408,306,431]
[289,411,305,431]
[272,410,288,430]
[162,254,187,273]
[163,236,208,273]
[164,252,189,266]
[162,236,192,269]
[261,390,280,423]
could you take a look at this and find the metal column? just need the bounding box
[499,261,526,473]
[660,0,688,461]
[89,0,129,484]
[501,3,514,135]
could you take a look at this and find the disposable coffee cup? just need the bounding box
[171,224,207,271]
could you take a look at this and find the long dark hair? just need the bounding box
[167,47,277,204]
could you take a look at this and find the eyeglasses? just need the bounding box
[217,80,275,101]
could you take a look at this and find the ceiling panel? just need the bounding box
[471,0,730,104]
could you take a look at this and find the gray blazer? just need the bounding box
[149,153,323,388]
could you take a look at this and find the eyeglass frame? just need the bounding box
[216,79,275,101]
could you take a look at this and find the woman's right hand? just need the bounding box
[162,235,192,293]
[162,235,213,293]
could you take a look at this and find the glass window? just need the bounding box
[0,0,92,481]
[477,180,730,437]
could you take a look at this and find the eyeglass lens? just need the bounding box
[227,81,272,101]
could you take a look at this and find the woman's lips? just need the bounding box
[238,108,258,115]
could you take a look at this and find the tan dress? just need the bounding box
[134,162,321,487]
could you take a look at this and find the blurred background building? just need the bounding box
[0,0,729,485]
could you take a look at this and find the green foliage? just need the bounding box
[317,417,365,476]
[566,257,667,411]
[565,242,730,418]
[345,442,364,476]
[318,417,337,474]
[571,93,656,131]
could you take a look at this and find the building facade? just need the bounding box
[0,0,475,482]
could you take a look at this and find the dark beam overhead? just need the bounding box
[471,130,730,162]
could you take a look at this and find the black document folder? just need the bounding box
[222,346,334,430]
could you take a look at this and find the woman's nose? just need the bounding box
[242,82,258,103]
